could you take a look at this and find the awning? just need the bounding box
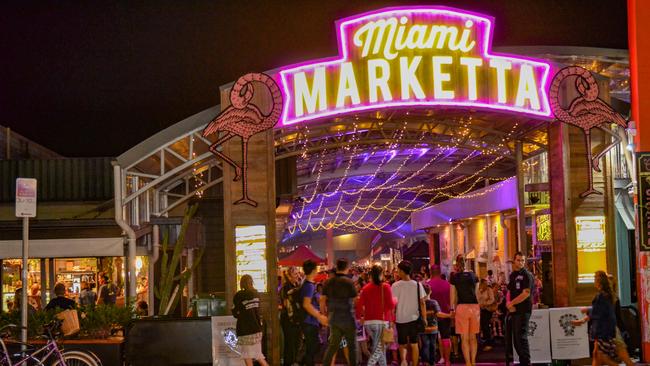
[0,237,125,259]
[278,245,325,266]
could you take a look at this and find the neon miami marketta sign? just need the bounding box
[279,7,552,126]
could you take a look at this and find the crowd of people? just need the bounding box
[231,252,635,366]
[10,273,125,315]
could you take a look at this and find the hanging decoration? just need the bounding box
[203,73,283,207]
[549,66,628,198]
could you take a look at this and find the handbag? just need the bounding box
[415,281,426,333]
[56,309,80,336]
[380,283,395,344]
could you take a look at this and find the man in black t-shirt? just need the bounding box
[505,252,534,366]
[321,258,357,366]
[44,283,76,311]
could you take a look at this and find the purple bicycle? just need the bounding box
[0,320,100,366]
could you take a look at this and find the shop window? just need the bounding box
[2,259,42,312]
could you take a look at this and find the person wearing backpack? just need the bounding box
[280,267,300,366]
[301,259,328,366]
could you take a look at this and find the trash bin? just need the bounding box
[191,294,227,316]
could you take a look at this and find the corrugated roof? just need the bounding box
[0,158,113,202]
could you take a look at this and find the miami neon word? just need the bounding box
[278,7,552,126]
[354,16,476,60]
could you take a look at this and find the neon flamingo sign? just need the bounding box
[279,7,552,126]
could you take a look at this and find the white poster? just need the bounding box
[513,309,552,363]
[212,316,242,366]
[549,307,590,360]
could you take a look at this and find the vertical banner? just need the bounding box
[212,316,240,366]
[235,225,268,292]
[638,152,650,251]
[514,309,552,363]
[549,307,590,359]
[637,153,650,349]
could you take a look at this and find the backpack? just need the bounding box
[285,283,306,325]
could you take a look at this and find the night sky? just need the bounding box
[0,0,628,157]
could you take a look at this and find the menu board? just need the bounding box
[575,216,606,284]
[235,225,267,292]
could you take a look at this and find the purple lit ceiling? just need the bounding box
[275,108,549,245]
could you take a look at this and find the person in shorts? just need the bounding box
[391,260,427,366]
[232,274,268,366]
[450,254,479,366]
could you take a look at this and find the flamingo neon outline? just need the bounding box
[202,73,283,207]
[549,66,628,198]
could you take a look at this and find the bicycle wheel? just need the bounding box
[52,350,100,366]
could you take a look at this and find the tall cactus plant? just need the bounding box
[154,204,204,315]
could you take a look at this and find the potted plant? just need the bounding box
[78,304,134,339]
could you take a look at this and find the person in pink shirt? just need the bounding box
[429,265,452,366]
[356,265,395,366]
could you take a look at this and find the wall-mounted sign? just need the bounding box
[575,216,606,284]
[638,152,650,251]
[15,178,37,218]
[279,7,552,126]
[536,214,551,243]
[235,225,268,292]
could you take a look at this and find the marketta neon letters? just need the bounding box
[279,7,552,125]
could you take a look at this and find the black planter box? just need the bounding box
[125,317,213,366]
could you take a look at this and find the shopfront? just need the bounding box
[0,218,151,310]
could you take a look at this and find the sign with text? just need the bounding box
[549,307,590,360]
[279,7,552,126]
[575,216,607,283]
[513,309,552,363]
[235,225,268,292]
[15,178,37,218]
[211,316,240,365]
[638,152,650,251]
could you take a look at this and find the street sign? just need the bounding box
[14,178,36,348]
[638,152,650,251]
[15,178,37,217]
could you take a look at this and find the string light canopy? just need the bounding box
[274,108,548,239]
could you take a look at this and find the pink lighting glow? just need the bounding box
[278,7,552,126]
